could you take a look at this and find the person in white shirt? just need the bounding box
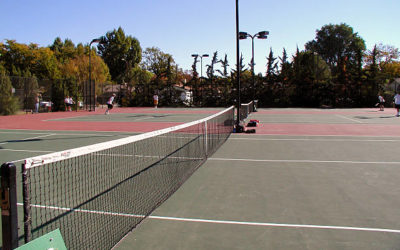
[153,93,159,108]
[378,94,385,111]
[64,96,74,111]
[34,93,40,113]
[393,92,400,117]
[105,93,116,115]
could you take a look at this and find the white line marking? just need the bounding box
[134,116,153,121]
[147,216,400,234]
[43,115,87,121]
[230,138,400,142]
[0,149,55,153]
[0,131,115,136]
[335,114,363,123]
[21,134,56,141]
[0,134,54,145]
[209,158,400,165]
[16,203,400,234]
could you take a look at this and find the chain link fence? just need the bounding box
[7,76,96,113]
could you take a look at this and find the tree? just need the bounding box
[61,52,110,84]
[1,40,59,79]
[217,54,229,77]
[205,51,219,100]
[305,23,366,77]
[266,48,278,81]
[97,27,142,83]
[191,55,199,79]
[141,47,175,79]
[365,43,400,81]
[49,38,77,64]
[0,75,19,115]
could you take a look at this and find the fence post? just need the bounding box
[1,163,18,249]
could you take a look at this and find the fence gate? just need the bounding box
[82,80,96,111]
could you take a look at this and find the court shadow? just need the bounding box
[354,115,395,120]
[3,138,42,143]
[0,135,116,144]
[354,116,371,120]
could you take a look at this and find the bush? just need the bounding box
[0,75,20,115]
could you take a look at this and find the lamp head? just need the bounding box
[256,31,269,39]
[90,38,101,44]
[239,32,248,40]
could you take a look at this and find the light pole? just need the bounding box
[239,31,269,110]
[235,0,242,130]
[89,38,100,111]
[191,54,209,105]
[191,54,209,79]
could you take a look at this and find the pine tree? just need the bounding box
[0,75,20,115]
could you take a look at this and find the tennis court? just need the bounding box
[1,107,400,249]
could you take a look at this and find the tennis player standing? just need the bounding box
[105,93,116,115]
[378,94,385,111]
[394,91,400,117]
[153,93,159,108]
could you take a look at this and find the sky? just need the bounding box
[1,0,400,75]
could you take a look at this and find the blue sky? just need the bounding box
[1,0,399,75]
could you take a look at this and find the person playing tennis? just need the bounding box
[105,93,116,115]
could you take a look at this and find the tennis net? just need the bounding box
[10,106,234,249]
[240,100,255,121]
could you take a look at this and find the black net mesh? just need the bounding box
[20,107,234,249]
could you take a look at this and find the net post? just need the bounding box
[1,162,19,249]
[22,163,32,243]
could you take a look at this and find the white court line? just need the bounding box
[209,157,400,165]
[230,138,400,142]
[0,149,55,153]
[0,131,115,137]
[16,203,400,234]
[43,115,87,121]
[134,116,154,121]
[20,134,55,141]
[335,114,363,123]
[0,131,50,135]
[0,134,55,145]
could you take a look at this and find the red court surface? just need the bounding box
[2,107,400,136]
[256,123,400,136]
[0,107,206,132]
[251,108,400,136]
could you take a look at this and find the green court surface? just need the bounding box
[2,108,400,249]
[0,130,139,248]
[47,112,215,123]
[113,133,400,249]
[113,109,400,250]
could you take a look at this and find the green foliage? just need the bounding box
[0,75,20,115]
[217,54,229,77]
[0,23,398,109]
[1,40,60,79]
[51,79,67,111]
[266,48,278,79]
[98,27,142,83]
[141,47,175,79]
[305,23,366,78]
